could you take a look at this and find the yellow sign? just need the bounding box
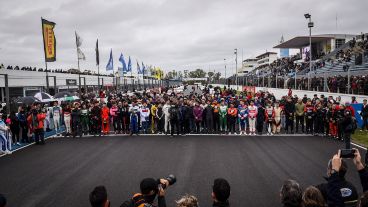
[42,18,56,62]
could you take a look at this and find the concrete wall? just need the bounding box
[212,84,368,103]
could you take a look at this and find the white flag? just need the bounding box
[75,32,82,48]
[77,48,86,60]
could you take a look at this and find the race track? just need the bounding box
[0,135,364,207]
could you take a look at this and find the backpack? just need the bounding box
[120,194,154,207]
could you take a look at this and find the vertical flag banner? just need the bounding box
[127,56,132,72]
[106,49,113,71]
[95,39,99,66]
[75,31,86,60]
[41,18,56,62]
[137,61,142,74]
[119,53,127,73]
[142,62,146,75]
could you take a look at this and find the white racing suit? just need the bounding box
[0,120,11,153]
[163,104,171,134]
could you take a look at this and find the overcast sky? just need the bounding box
[0,0,367,75]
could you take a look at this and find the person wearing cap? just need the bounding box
[0,113,12,154]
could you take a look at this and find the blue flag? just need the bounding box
[137,61,142,74]
[127,56,132,72]
[106,49,113,71]
[118,53,127,73]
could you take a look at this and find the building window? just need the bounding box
[335,39,345,49]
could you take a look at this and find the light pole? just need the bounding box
[234,48,238,90]
[224,58,227,84]
[305,13,314,91]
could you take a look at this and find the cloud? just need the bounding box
[0,0,367,75]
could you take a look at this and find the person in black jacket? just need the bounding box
[341,109,355,149]
[284,97,296,134]
[204,102,214,133]
[328,149,368,207]
[361,99,368,131]
[120,178,169,207]
[318,150,358,207]
[89,186,110,207]
[256,104,265,135]
[169,102,180,137]
[90,101,102,136]
[71,103,82,138]
[212,178,230,207]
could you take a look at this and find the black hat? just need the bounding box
[140,178,158,195]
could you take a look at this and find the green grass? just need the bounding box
[352,130,368,148]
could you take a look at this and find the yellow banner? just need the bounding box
[42,18,56,62]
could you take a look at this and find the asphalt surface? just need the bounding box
[0,135,365,207]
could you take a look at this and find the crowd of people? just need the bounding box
[1,85,367,155]
[51,150,368,207]
[240,33,368,95]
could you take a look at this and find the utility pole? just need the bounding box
[234,48,238,90]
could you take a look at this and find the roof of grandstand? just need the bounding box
[274,34,357,49]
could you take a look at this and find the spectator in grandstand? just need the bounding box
[301,186,325,207]
[280,179,302,207]
[176,195,199,207]
[212,178,230,207]
[89,186,110,207]
[0,194,6,207]
[120,178,169,207]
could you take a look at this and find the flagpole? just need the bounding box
[143,65,145,90]
[76,31,81,95]
[46,62,49,93]
[131,67,133,91]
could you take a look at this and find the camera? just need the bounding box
[159,174,176,189]
[340,149,356,159]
